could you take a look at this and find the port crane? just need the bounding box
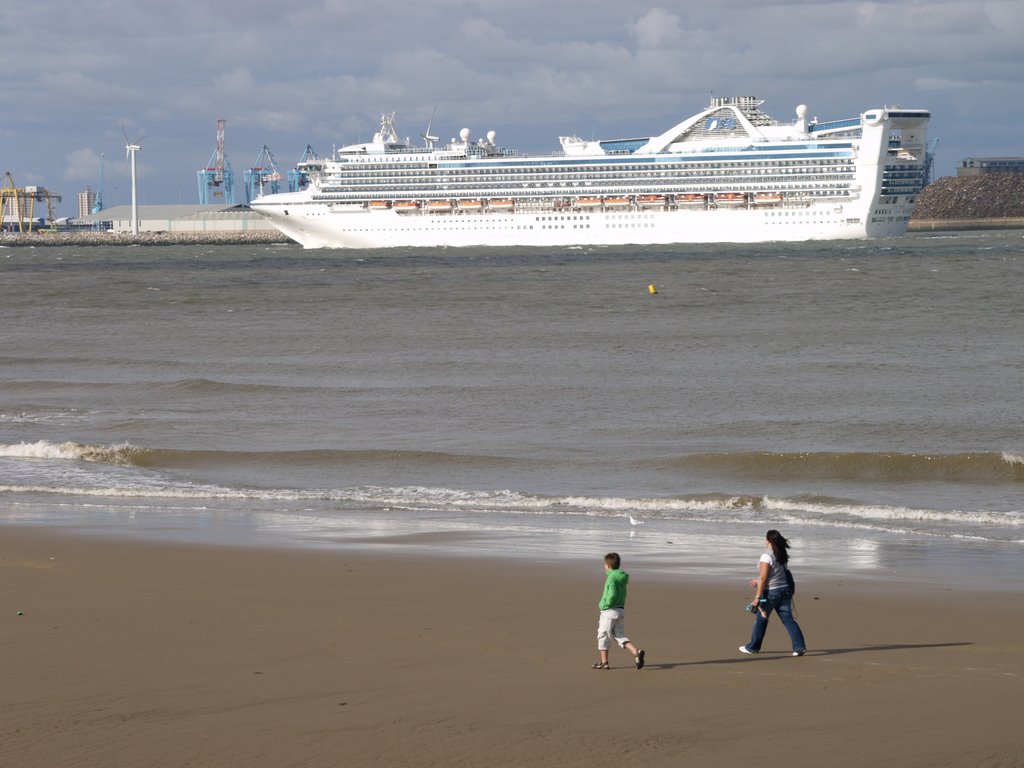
[923,138,939,187]
[288,145,321,192]
[92,153,105,214]
[197,119,235,204]
[243,145,283,203]
[1,171,62,232]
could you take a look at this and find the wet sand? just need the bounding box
[2,526,1021,767]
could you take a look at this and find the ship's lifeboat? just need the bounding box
[603,196,632,208]
[488,198,515,211]
[425,200,453,212]
[675,193,707,206]
[456,199,484,211]
[752,192,784,206]
[393,200,420,212]
[575,197,605,209]
[368,200,391,210]
[714,192,747,206]
[636,194,667,208]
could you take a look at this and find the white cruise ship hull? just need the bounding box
[256,199,913,249]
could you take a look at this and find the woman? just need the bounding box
[739,529,806,656]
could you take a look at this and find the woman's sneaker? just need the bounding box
[738,646,758,655]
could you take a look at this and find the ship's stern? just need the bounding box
[855,107,931,237]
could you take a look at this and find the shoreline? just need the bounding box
[908,217,1024,232]
[0,230,293,247]
[2,525,1021,767]
[1,220,1021,248]
[5,513,1022,594]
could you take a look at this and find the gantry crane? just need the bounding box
[243,145,283,203]
[1,171,63,232]
[288,145,321,192]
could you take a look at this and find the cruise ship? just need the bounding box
[251,97,930,249]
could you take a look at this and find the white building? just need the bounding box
[73,204,276,233]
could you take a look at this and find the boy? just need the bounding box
[593,552,645,670]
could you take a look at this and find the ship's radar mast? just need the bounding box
[377,113,399,144]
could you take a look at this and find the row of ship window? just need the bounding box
[326,162,854,179]
[319,173,857,192]
[318,178,856,195]
[319,177,856,193]
[326,167,856,182]
[321,175,858,191]
[313,185,856,205]
[341,158,853,172]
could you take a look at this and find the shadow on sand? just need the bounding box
[645,642,973,670]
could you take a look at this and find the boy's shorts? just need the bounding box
[596,607,630,650]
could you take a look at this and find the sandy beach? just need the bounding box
[1,527,1020,767]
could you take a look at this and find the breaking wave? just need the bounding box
[0,440,529,470]
[7,441,1023,482]
[659,450,1024,484]
[1,479,1019,535]
[2,441,1021,542]
[0,440,144,465]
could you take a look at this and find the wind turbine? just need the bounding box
[421,106,439,149]
[123,125,144,235]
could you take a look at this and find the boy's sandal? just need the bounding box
[591,662,610,670]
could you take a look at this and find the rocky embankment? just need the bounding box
[910,173,1024,230]
[0,230,293,248]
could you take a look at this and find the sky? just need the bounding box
[2,0,1022,216]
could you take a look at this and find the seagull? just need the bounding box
[626,515,645,527]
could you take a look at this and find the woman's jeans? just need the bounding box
[745,587,806,653]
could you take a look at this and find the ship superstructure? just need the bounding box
[251,97,931,249]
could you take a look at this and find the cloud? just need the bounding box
[631,8,683,49]
[214,68,257,93]
[63,148,103,184]
[35,71,137,106]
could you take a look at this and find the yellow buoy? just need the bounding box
[648,283,657,294]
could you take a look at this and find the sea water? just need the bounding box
[1,233,1022,589]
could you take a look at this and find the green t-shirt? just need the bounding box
[599,568,629,610]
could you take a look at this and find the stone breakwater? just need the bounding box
[909,174,1024,232]
[0,230,294,248]
[912,174,1024,220]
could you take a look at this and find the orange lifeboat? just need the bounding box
[575,197,605,209]
[752,192,784,206]
[603,196,632,208]
[636,194,666,208]
[393,200,420,212]
[456,199,483,211]
[714,192,747,206]
[488,198,515,211]
[368,200,391,210]
[675,193,706,206]
[425,199,453,212]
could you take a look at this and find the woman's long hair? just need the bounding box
[766,529,791,565]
